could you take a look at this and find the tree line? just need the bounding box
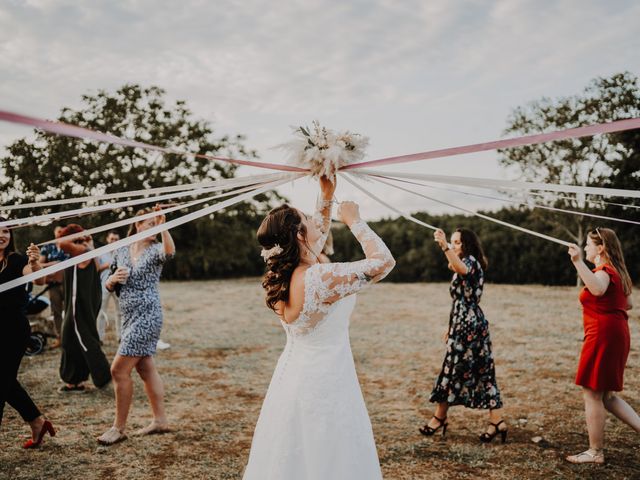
[3,74,639,285]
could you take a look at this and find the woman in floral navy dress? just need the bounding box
[97,206,175,445]
[420,228,508,443]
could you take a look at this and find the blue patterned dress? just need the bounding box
[429,255,503,409]
[113,243,172,357]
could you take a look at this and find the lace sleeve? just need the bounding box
[308,220,395,306]
[310,198,333,254]
[287,220,395,337]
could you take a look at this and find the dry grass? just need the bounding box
[1,280,639,480]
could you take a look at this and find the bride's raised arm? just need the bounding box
[307,201,395,306]
[310,175,335,254]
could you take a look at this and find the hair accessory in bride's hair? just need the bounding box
[278,120,369,181]
[260,244,284,262]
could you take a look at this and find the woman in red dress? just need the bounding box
[566,228,638,465]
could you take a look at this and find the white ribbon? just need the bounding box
[354,169,640,199]
[1,172,284,211]
[70,265,89,352]
[1,173,290,228]
[347,173,571,247]
[375,175,640,226]
[37,180,274,246]
[525,190,640,211]
[0,174,304,294]
[340,173,439,231]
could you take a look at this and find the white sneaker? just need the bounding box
[157,339,171,350]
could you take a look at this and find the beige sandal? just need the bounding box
[97,426,127,445]
[566,449,605,465]
[132,422,171,436]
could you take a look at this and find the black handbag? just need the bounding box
[109,261,122,297]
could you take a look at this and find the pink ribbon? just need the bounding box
[342,118,640,170]
[0,110,306,173]
[3,109,640,174]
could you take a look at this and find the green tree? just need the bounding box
[1,84,280,277]
[2,84,255,208]
[498,72,640,249]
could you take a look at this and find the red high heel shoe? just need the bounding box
[23,420,56,449]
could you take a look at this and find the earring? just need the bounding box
[595,254,601,264]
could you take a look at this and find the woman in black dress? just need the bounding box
[420,228,507,443]
[0,217,57,448]
[57,224,111,391]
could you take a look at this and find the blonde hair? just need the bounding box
[127,207,157,238]
[589,228,633,296]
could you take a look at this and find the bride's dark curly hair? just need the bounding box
[257,204,308,312]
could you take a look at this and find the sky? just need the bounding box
[1,0,639,220]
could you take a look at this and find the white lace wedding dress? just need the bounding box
[243,201,395,480]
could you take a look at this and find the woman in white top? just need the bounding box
[243,175,395,480]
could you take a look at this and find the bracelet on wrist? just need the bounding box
[318,199,335,207]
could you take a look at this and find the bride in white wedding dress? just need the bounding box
[243,175,395,480]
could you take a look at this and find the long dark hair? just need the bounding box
[0,216,16,271]
[0,216,16,255]
[588,228,632,296]
[456,228,488,271]
[257,204,307,312]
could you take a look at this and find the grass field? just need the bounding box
[1,280,639,480]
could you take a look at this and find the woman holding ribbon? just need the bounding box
[566,228,638,465]
[243,175,395,480]
[97,206,175,445]
[0,217,57,448]
[422,228,507,443]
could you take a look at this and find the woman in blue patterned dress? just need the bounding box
[97,206,175,445]
[419,228,508,443]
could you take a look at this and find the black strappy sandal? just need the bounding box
[479,420,508,444]
[419,415,448,437]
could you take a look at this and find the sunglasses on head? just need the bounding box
[594,227,603,241]
[72,235,92,245]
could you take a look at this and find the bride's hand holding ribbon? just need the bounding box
[319,174,336,201]
[337,201,360,228]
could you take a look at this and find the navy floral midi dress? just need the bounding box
[113,243,172,357]
[429,255,503,409]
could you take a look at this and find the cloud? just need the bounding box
[1,0,639,220]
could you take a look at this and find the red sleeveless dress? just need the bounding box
[575,264,630,392]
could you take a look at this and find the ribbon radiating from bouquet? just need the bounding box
[342,117,640,170]
[2,172,284,211]
[279,120,369,179]
[352,168,640,199]
[36,180,279,247]
[0,174,304,294]
[3,110,639,174]
[0,110,306,173]
[2,172,288,229]
[344,173,573,247]
[1,108,639,268]
[367,174,640,227]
